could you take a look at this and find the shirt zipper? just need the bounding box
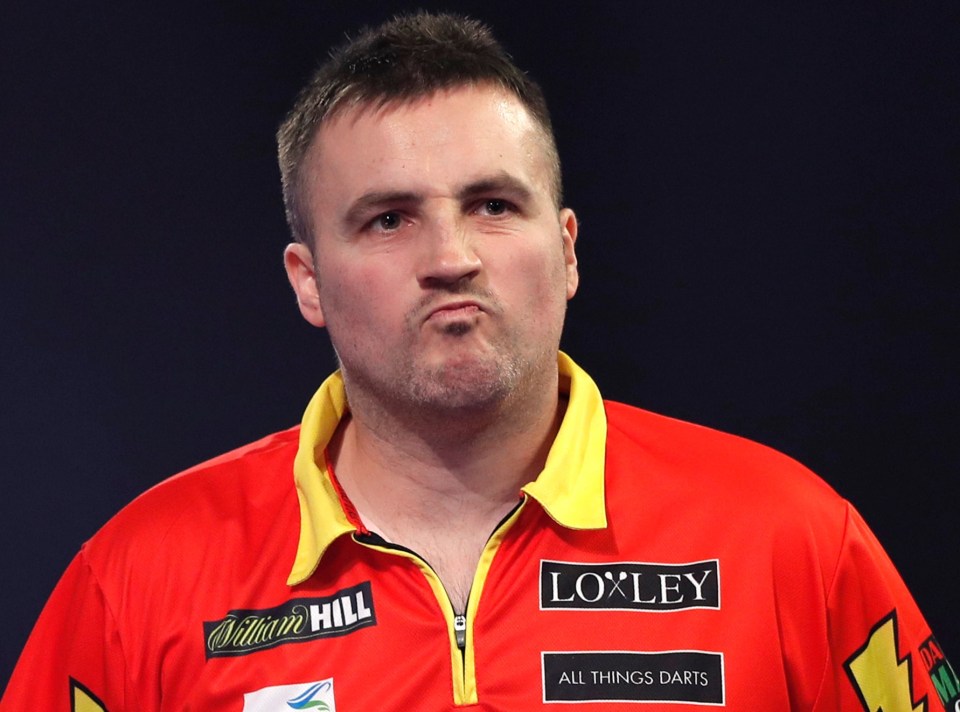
[357,532,468,647]
[453,612,467,652]
[354,498,527,705]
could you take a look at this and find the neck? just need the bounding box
[330,363,563,531]
[328,362,564,612]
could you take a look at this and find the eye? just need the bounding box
[478,199,511,217]
[371,211,403,232]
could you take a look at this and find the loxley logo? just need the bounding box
[242,678,337,711]
[540,559,720,611]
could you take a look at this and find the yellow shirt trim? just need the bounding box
[287,371,355,585]
[521,352,608,529]
[287,351,608,585]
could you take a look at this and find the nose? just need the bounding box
[416,214,482,288]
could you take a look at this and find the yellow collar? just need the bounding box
[287,352,608,585]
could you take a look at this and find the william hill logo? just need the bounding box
[540,560,720,611]
[204,582,376,659]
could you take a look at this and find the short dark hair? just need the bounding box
[277,11,561,245]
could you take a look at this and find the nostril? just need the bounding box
[417,239,482,286]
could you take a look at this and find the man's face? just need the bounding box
[285,84,578,417]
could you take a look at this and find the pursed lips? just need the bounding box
[423,299,485,324]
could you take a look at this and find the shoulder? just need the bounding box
[601,401,858,604]
[82,426,302,580]
[603,399,846,522]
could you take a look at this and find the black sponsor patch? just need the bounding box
[540,559,720,611]
[542,651,724,705]
[203,581,376,659]
[919,635,960,708]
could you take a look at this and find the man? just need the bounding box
[3,11,955,711]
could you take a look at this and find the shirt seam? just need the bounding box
[808,499,855,710]
[78,543,143,711]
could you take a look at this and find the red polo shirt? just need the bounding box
[3,354,955,710]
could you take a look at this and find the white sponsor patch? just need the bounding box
[242,677,336,711]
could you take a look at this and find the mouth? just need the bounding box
[423,300,484,324]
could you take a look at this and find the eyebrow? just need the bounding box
[342,190,420,229]
[341,171,537,228]
[456,172,534,205]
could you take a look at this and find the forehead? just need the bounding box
[303,85,554,207]
[329,82,539,135]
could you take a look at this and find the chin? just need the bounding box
[408,353,519,411]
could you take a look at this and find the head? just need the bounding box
[280,13,578,430]
[277,11,562,248]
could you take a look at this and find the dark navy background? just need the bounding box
[2,2,957,689]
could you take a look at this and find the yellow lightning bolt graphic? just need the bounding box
[848,616,926,712]
[71,680,108,712]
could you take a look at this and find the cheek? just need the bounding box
[498,246,569,319]
[315,260,363,333]
[528,243,572,298]
[318,259,403,331]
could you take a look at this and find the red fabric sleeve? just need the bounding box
[2,548,132,711]
[814,505,957,711]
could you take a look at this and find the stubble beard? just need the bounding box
[380,283,563,422]
[402,328,524,413]
[342,325,526,423]
[334,312,561,440]
[327,248,569,436]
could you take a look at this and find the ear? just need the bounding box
[283,242,326,328]
[559,208,579,300]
